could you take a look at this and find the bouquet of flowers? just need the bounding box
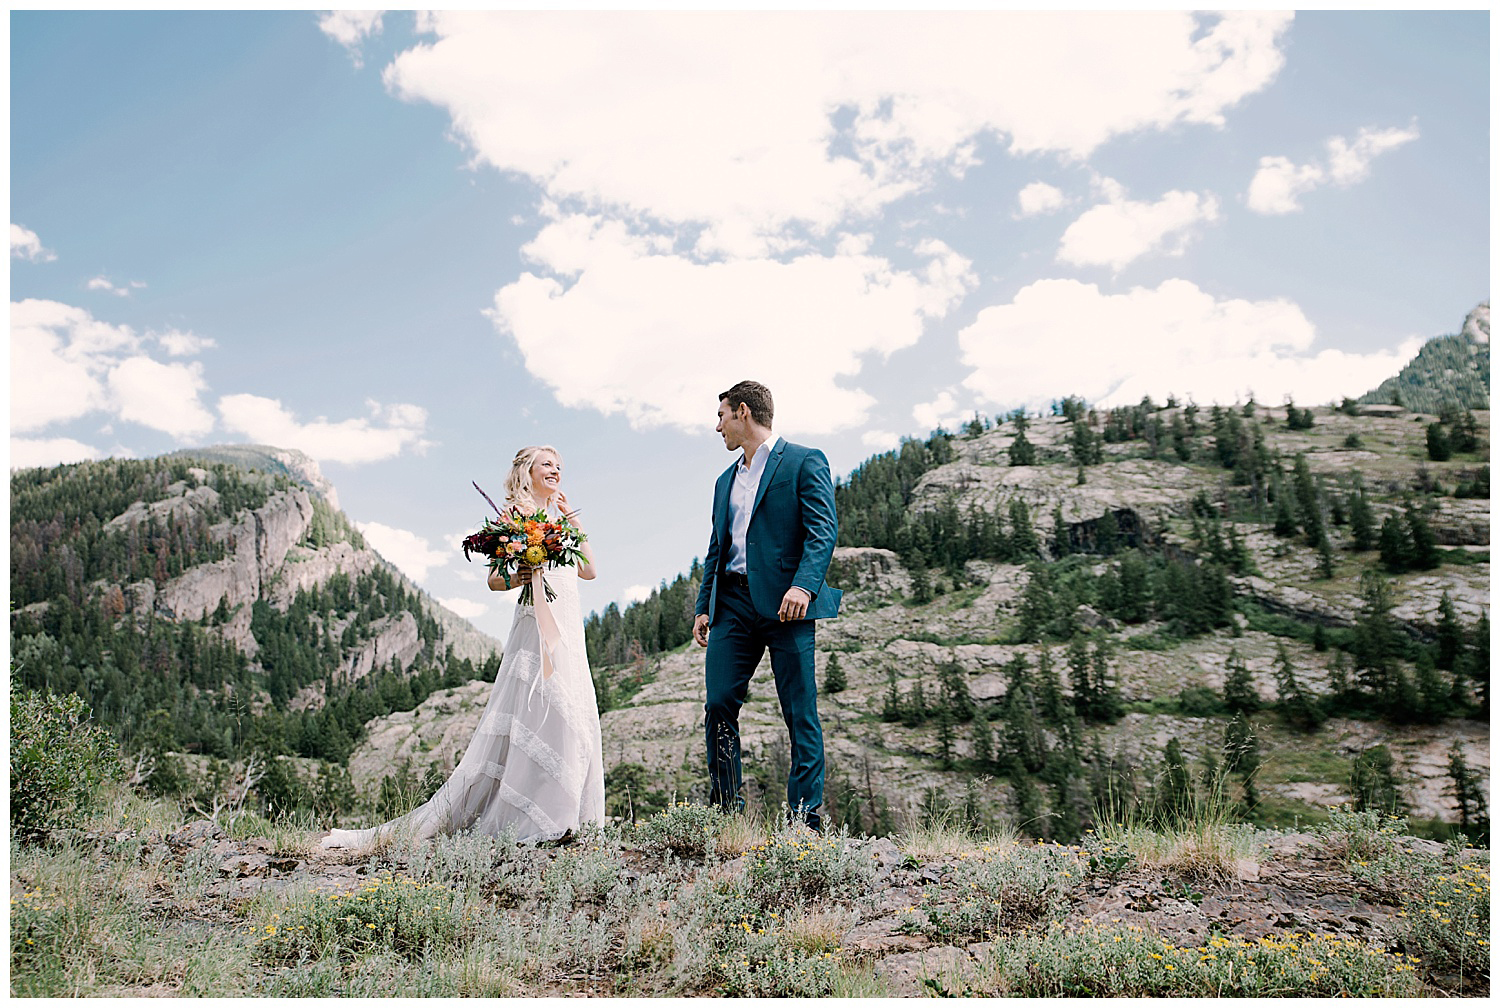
[461,483,588,605]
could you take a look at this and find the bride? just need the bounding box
[320,445,606,849]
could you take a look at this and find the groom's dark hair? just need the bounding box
[719,380,774,428]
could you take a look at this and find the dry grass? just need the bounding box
[714,807,772,858]
[896,818,1017,860]
[1098,819,1262,882]
[780,907,854,953]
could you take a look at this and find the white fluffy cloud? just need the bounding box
[108,357,216,440]
[912,390,964,432]
[86,276,144,297]
[357,521,452,584]
[319,10,384,65]
[1247,124,1420,215]
[861,430,900,451]
[438,596,488,620]
[623,584,654,604]
[10,436,100,470]
[11,224,55,262]
[10,300,119,431]
[958,278,1423,410]
[155,328,216,356]
[11,299,219,444]
[1058,186,1220,270]
[1016,182,1068,218]
[388,11,1289,242]
[218,394,430,465]
[488,216,974,434]
[384,12,1289,431]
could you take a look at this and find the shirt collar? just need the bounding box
[737,433,779,473]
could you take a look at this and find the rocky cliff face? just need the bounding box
[84,447,504,683]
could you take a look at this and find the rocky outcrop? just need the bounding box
[167,444,341,509]
[151,488,314,623]
[345,679,490,790]
[344,611,424,683]
[267,541,381,609]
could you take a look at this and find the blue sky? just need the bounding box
[9,10,1489,640]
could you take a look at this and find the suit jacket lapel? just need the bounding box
[750,438,786,520]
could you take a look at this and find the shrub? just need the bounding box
[10,685,123,838]
[630,801,730,859]
[742,824,875,909]
[968,923,1424,997]
[251,872,468,963]
[899,841,1080,941]
[1394,857,1490,988]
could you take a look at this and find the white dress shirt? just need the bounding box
[726,434,779,575]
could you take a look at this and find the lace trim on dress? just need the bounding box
[510,718,579,795]
[498,781,563,838]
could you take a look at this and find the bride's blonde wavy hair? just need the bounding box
[503,445,562,514]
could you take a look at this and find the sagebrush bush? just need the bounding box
[10,685,123,838]
[629,801,728,859]
[251,873,468,963]
[968,923,1424,997]
[742,824,875,909]
[899,841,1080,940]
[1394,857,1490,985]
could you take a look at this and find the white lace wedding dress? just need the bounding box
[320,561,605,849]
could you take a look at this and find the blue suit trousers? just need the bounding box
[704,576,824,830]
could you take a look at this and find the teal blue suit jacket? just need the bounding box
[695,438,843,623]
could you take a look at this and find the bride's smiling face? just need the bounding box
[529,452,562,501]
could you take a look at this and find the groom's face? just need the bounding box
[716,398,749,452]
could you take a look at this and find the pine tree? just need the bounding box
[1036,647,1074,726]
[881,668,901,722]
[1008,499,1040,559]
[823,652,847,694]
[936,701,957,769]
[1157,737,1193,825]
[1095,510,1121,556]
[1316,531,1337,579]
[1405,506,1441,570]
[970,712,993,766]
[1435,591,1464,671]
[1273,643,1325,730]
[1088,641,1123,722]
[1008,427,1037,466]
[1002,688,1048,773]
[1015,564,1058,643]
[1221,648,1260,713]
[908,561,934,604]
[1446,741,1489,842]
[940,663,977,722]
[1011,771,1046,839]
[1378,515,1412,573]
[1352,571,1404,702]
[1426,422,1453,461]
[1349,745,1402,815]
[904,675,928,727]
[1051,507,1072,558]
[1412,651,1449,723]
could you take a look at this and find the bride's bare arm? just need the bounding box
[557,491,597,580]
[576,539,597,581]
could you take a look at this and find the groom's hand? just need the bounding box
[693,613,711,647]
[778,587,811,622]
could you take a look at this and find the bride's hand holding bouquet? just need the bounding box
[462,492,589,605]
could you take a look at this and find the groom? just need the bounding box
[693,380,842,831]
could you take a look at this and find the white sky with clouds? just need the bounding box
[9,10,1489,641]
